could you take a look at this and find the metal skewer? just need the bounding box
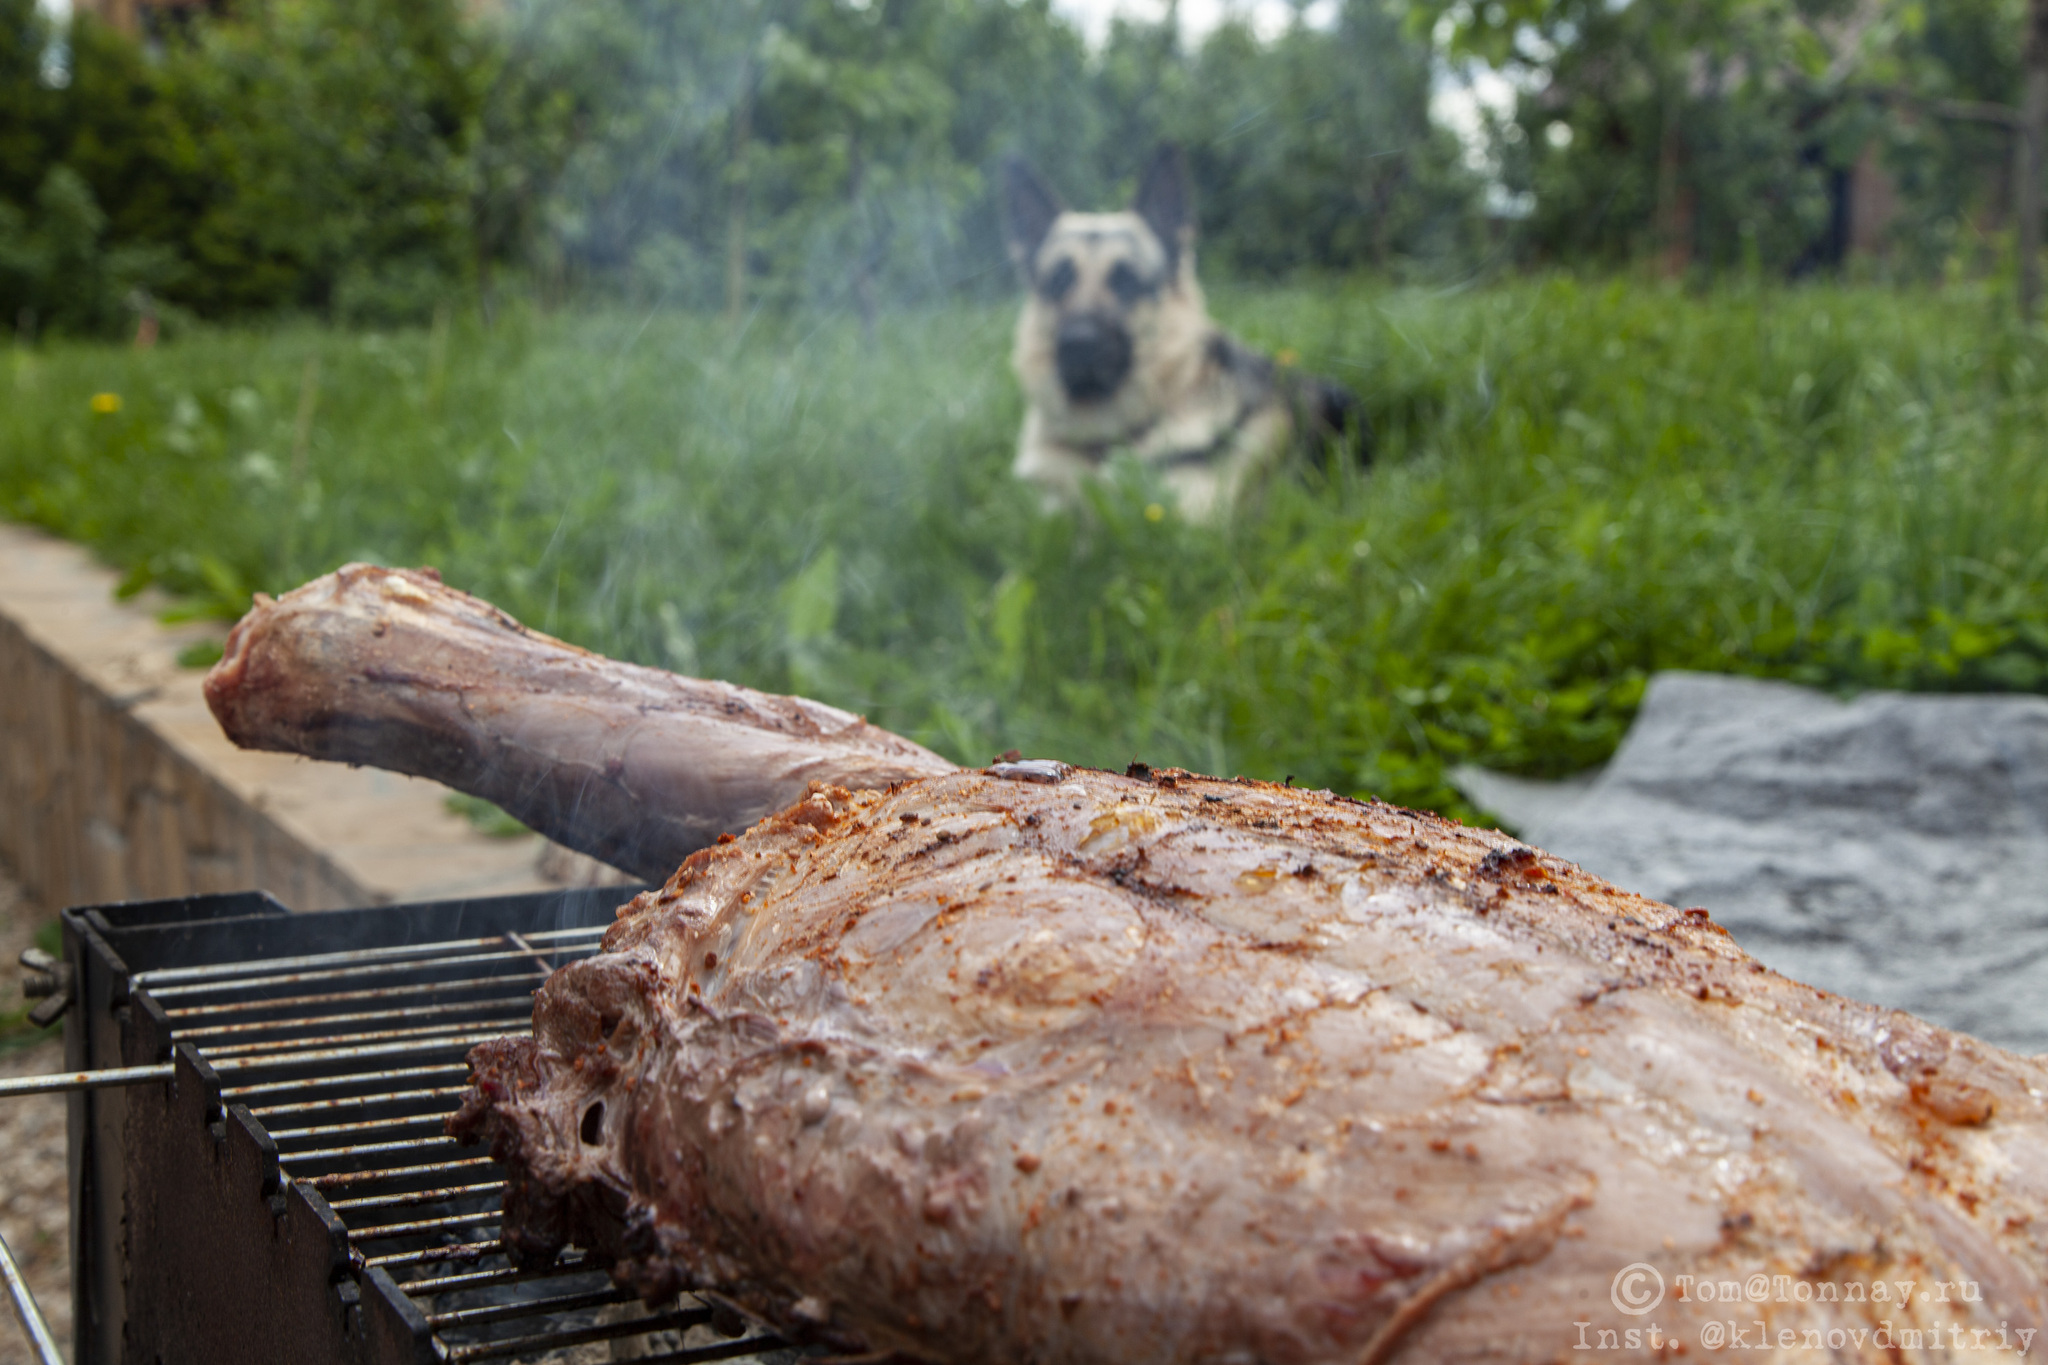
[0,1064,173,1099]
[0,1224,63,1365]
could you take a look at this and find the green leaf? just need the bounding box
[176,638,226,669]
[444,793,531,839]
[781,547,841,647]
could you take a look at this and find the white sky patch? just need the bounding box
[1431,57,1549,215]
[1056,0,1527,196]
[1053,0,1337,47]
[35,0,71,89]
[1431,64,1523,172]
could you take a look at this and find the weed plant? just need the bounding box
[0,919,60,1051]
[5,276,2047,819]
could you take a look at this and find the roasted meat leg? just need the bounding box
[454,769,2047,1363]
[208,568,2048,1361]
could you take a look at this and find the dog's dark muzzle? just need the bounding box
[1055,314,1133,403]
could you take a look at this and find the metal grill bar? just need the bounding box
[350,1210,502,1240]
[423,1286,631,1328]
[396,1257,595,1294]
[210,1030,513,1071]
[363,1240,502,1270]
[326,1180,502,1213]
[0,1063,172,1099]
[169,976,548,1020]
[306,1156,495,1189]
[441,1307,714,1363]
[134,927,606,987]
[201,1014,531,1060]
[227,1063,467,1102]
[267,1113,450,1143]
[176,996,540,1042]
[144,949,584,1000]
[250,1084,469,1118]
[285,1135,466,1165]
[503,931,559,975]
[636,1338,792,1365]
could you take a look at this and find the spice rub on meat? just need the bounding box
[452,766,2048,1364]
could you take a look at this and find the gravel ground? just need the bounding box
[0,864,68,1365]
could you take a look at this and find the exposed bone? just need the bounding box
[203,565,955,880]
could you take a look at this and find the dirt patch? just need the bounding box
[0,863,68,1365]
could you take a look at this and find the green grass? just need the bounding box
[6,276,2048,819]
[445,792,537,838]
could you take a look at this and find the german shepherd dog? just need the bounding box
[1001,145,1368,519]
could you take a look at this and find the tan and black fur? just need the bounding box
[1002,145,1368,519]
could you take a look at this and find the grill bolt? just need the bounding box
[18,948,74,1027]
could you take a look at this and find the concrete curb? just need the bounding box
[0,522,603,913]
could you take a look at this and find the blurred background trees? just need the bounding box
[0,0,2041,337]
[1427,0,2035,278]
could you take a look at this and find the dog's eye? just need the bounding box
[1108,262,1150,305]
[1038,258,1076,302]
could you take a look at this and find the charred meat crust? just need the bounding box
[454,768,2048,1363]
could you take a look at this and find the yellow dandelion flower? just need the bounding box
[1144,502,1166,523]
[90,392,122,414]
[1276,348,1299,367]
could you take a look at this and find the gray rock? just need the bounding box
[1456,672,2048,1054]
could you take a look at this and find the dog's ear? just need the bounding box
[1002,156,1064,273]
[1134,144,1193,274]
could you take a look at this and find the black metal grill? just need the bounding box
[54,887,798,1365]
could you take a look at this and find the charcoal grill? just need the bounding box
[10,885,798,1365]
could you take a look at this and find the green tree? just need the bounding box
[0,2,186,335]
[1174,1,1477,275]
[168,0,484,319]
[1420,0,2044,276]
[0,0,60,210]
[747,1,962,322]
[1427,0,1855,269]
[5,0,1489,331]
[525,0,1093,313]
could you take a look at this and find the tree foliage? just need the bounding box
[0,0,189,334]
[1420,0,2032,272]
[5,0,2034,332]
[0,0,1475,334]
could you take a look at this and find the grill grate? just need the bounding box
[111,920,792,1365]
